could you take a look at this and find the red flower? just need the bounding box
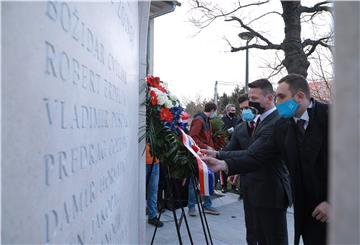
[157,85,167,93]
[160,108,173,122]
[146,76,160,87]
[150,90,158,106]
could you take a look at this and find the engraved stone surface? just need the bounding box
[2,1,143,243]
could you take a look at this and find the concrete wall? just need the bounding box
[329,2,360,244]
[138,1,151,244]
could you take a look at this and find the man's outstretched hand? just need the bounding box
[200,149,218,158]
[201,156,228,173]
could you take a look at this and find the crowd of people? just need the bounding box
[146,73,329,245]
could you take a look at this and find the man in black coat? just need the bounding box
[203,74,329,245]
[222,108,257,244]
[236,94,251,199]
[222,103,238,139]
[220,103,238,192]
[218,79,292,245]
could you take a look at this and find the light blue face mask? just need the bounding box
[276,99,299,118]
[241,109,255,122]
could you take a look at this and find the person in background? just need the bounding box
[229,94,250,198]
[146,144,164,227]
[222,93,258,244]
[222,103,238,139]
[220,104,238,192]
[188,102,220,216]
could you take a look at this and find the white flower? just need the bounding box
[164,99,173,108]
[157,93,167,105]
[150,87,161,95]
[151,88,166,99]
[162,82,169,89]
[168,92,178,101]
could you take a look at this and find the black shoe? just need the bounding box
[221,187,227,193]
[148,218,164,227]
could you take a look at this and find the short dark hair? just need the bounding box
[238,93,249,104]
[204,102,217,112]
[248,79,274,95]
[278,74,310,99]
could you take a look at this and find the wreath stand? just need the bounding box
[147,164,213,245]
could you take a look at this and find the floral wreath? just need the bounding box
[145,75,196,178]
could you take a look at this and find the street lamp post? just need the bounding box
[213,81,236,107]
[238,32,255,92]
[214,80,218,105]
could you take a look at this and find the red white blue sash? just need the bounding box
[179,128,214,196]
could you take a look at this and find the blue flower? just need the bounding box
[170,106,183,122]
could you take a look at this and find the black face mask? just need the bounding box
[228,112,236,118]
[249,101,265,114]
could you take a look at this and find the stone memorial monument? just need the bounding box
[2,1,150,243]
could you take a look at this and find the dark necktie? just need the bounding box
[296,119,306,136]
[251,118,260,136]
[248,121,256,135]
[250,121,255,129]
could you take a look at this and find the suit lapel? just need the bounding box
[253,110,277,136]
[284,119,303,192]
[284,119,300,165]
[302,100,323,158]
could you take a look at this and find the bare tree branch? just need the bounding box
[222,36,233,50]
[215,0,270,17]
[307,47,333,102]
[267,65,285,79]
[258,51,286,79]
[231,43,282,52]
[188,0,333,78]
[225,16,280,47]
[300,1,333,14]
[302,37,333,56]
[189,0,270,28]
[246,11,282,26]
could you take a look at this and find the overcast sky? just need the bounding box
[153,0,332,104]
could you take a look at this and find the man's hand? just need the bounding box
[312,201,330,223]
[200,149,218,158]
[206,146,215,150]
[201,156,228,173]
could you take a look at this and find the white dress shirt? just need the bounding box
[293,101,313,130]
[259,106,277,122]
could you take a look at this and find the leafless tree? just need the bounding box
[183,94,208,116]
[188,0,334,78]
[308,47,333,102]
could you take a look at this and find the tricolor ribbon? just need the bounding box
[179,128,214,196]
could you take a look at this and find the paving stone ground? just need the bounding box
[146,192,296,245]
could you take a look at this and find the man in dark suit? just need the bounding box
[221,93,256,244]
[218,79,292,245]
[220,103,238,192]
[203,74,329,245]
[236,93,251,199]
